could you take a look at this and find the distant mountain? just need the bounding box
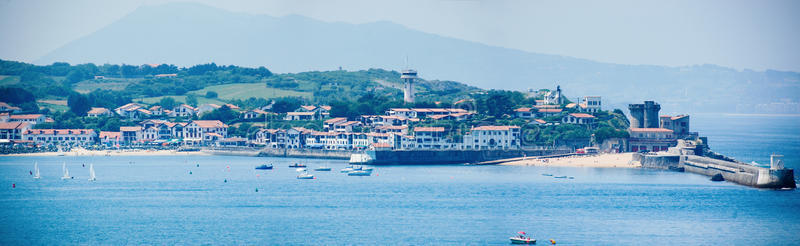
[36,2,800,113]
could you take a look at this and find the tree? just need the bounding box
[271,97,301,113]
[158,97,177,109]
[205,91,218,99]
[67,92,91,115]
[201,105,238,123]
[185,95,198,106]
[66,69,87,84]
[0,87,35,104]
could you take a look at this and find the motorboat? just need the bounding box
[510,237,537,244]
[347,170,371,176]
[314,166,332,171]
[288,163,306,168]
[349,153,371,164]
[255,164,273,170]
[541,173,553,176]
[554,176,567,179]
[510,232,536,244]
[340,166,355,173]
[297,172,314,179]
[296,168,307,172]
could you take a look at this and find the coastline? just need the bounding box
[500,153,640,168]
[3,149,212,157]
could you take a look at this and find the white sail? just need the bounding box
[88,163,96,181]
[61,162,71,179]
[33,162,40,179]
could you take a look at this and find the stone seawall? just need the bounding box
[368,149,570,165]
[633,153,681,170]
[681,155,795,189]
[258,148,353,159]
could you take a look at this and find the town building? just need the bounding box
[628,128,676,152]
[170,104,197,117]
[115,103,145,119]
[0,122,31,141]
[323,117,347,131]
[284,112,317,121]
[149,106,164,116]
[375,125,408,135]
[659,115,693,139]
[22,129,98,146]
[580,96,602,113]
[0,102,22,113]
[515,107,536,119]
[86,107,113,117]
[410,127,458,149]
[543,85,565,105]
[334,121,362,132]
[9,114,47,125]
[120,126,143,144]
[99,131,121,147]
[462,125,521,150]
[183,120,228,145]
[562,113,596,125]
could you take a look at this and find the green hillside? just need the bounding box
[188,83,311,100]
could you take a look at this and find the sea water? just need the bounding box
[0,115,798,245]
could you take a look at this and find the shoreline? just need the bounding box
[500,153,640,168]
[2,149,212,157]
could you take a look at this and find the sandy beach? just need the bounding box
[3,148,211,157]
[500,153,640,168]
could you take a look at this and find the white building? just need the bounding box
[86,107,113,117]
[0,122,31,141]
[170,104,197,117]
[9,114,46,125]
[183,120,228,145]
[562,113,596,125]
[580,96,601,113]
[22,129,98,146]
[410,127,458,149]
[462,125,521,150]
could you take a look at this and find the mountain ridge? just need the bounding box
[35,2,800,113]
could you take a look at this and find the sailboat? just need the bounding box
[61,162,72,180]
[33,162,40,179]
[88,163,96,181]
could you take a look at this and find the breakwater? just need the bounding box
[257,148,352,159]
[366,149,570,165]
[634,153,796,189]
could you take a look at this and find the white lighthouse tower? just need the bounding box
[401,69,417,103]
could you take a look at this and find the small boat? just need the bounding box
[255,164,273,170]
[554,176,567,179]
[61,162,72,180]
[711,173,725,182]
[297,172,314,179]
[288,163,306,168]
[541,173,553,176]
[88,163,96,181]
[349,153,371,164]
[33,162,40,179]
[510,232,536,244]
[347,170,371,176]
[340,166,355,173]
[314,166,332,171]
[296,168,307,172]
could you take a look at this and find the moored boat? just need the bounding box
[314,166,332,171]
[289,163,306,168]
[347,170,371,176]
[297,172,314,179]
[510,232,536,244]
[255,164,273,170]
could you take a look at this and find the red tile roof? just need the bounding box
[324,117,347,124]
[120,126,142,131]
[472,125,520,131]
[25,129,95,135]
[10,114,44,120]
[0,122,29,130]
[99,131,121,139]
[568,113,595,118]
[629,128,674,133]
[538,109,563,113]
[414,127,445,132]
[192,120,227,128]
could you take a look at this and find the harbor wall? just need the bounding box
[257,148,352,159]
[680,155,795,189]
[633,153,681,170]
[368,149,569,165]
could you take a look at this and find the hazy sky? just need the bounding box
[1,0,798,72]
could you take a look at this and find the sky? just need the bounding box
[1,0,799,72]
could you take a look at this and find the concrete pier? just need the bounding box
[634,153,796,189]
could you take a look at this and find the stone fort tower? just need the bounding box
[628,101,661,128]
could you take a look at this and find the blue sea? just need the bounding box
[1,114,799,245]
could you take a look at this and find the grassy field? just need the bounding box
[0,75,20,86]
[137,95,228,106]
[37,100,69,112]
[188,83,311,100]
[73,79,136,93]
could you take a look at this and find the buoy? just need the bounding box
[12,183,15,188]
[255,188,258,192]
[550,239,556,245]
[196,164,199,167]
[189,171,193,175]
[224,179,227,183]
